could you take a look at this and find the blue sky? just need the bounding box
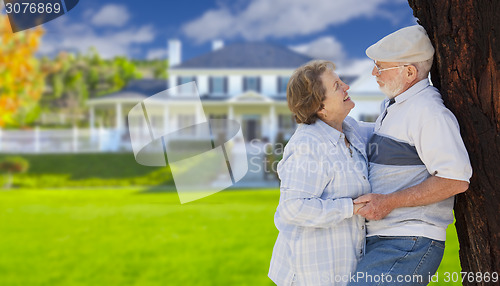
[9,0,418,75]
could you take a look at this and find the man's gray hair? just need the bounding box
[410,57,434,80]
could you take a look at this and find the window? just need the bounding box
[243,77,260,92]
[178,76,196,86]
[209,114,228,135]
[277,76,289,94]
[177,76,196,94]
[209,77,227,95]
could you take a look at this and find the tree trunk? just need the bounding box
[408,0,499,284]
[4,172,12,189]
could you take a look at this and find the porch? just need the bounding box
[0,127,130,154]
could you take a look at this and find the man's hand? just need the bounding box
[353,177,469,220]
[354,194,395,220]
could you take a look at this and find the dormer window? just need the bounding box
[209,77,227,95]
[178,76,195,85]
[243,77,260,92]
[277,76,289,94]
[177,76,196,95]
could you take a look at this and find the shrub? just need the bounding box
[0,156,30,189]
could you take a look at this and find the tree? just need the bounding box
[133,59,169,79]
[40,50,142,126]
[0,15,44,127]
[408,0,499,284]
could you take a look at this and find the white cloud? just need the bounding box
[182,0,392,43]
[336,58,375,76]
[289,36,346,62]
[146,48,168,60]
[39,17,155,58]
[91,4,130,27]
[289,37,376,76]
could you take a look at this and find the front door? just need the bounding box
[242,115,261,141]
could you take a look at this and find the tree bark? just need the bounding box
[408,0,499,284]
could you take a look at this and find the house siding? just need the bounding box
[262,75,277,95]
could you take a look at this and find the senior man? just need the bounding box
[350,25,472,285]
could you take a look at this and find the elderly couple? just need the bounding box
[268,25,472,286]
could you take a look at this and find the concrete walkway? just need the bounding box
[231,142,279,189]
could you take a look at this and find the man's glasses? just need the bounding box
[374,62,410,76]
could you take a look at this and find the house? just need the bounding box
[0,41,385,154]
[165,40,310,144]
[87,40,386,149]
[152,40,385,145]
[87,78,168,133]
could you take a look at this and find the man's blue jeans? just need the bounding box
[349,236,445,286]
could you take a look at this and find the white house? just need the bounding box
[0,41,386,154]
[119,40,385,146]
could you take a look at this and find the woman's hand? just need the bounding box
[354,193,395,220]
[353,202,367,215]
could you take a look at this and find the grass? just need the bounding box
[0,154,154,179]
[429,219,463,286]
[0,154,173,188]
[0,188,279,286]
[0,188,462,286]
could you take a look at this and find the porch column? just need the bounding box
[98,125,104,151]
[163,105,170,133]
[195,104,203,137]
[89,105,95,137]
[227,104,234,137]
[115,103,123,131]
[269,104,277,144]
[228,104,234,120]
[163,105,170,146]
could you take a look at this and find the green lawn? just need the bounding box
[429,219,463,286]
[0,154,173,188]
[0,188,462,286]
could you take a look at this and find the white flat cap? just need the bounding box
[366,25,435,63]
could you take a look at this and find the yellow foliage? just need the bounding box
[0,15,45,127]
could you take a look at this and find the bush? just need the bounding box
[0,156,29,173]
[0,156,30,189]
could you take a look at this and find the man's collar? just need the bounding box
[393,78,430,104]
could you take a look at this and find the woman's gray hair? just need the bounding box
[287,60,336,124]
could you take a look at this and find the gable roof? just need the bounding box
[348,72,384,94]
[87,79,168,104]
[172,42,313,69]
[118,79,168,96]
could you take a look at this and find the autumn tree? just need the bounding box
[408,0,499,284]
[0,15,44,127]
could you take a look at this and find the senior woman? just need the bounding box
[268,60,372,286]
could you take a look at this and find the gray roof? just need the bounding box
[96,79,168,100]
[339,75,358,85]
[172,42,313,69]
